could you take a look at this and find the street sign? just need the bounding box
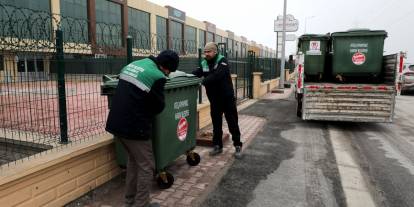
[274,14,299,32]
[277,34,297,41]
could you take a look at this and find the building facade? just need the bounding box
[0,0,276,81]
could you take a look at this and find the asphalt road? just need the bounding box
[201,94,346,207]
[201,93,414,207]
[345,94,414,207]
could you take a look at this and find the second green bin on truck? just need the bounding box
[101,72,201,189]
[331,29,387,82]
[297,34,330,81]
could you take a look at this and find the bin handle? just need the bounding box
[102,74,119,82]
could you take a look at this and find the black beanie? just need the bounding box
[156,50,179,72]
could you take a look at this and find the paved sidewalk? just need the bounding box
[67,99,267,207]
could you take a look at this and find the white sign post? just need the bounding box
[278,34,297,42]
[274,14,299,32]
[274,11,299,89]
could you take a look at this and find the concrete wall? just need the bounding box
[0,134,121,207]
[197,103,212,130]
[259,79,279,97]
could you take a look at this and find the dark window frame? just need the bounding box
[198,29,205,49]
[59,0,89,43]
[170,20,183,53]
[95,0,123,47]
[185,25,197,54]
[0,55,3,71]
[128,7,151,50]
[156,15,167,51]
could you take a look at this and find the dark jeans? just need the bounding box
[119,137,154,207]
[210,97,242,148]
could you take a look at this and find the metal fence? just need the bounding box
[0,3,276,168]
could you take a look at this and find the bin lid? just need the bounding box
[298,34,330,41]
[165,71,200,90]
[101,72,200,90]
[332,29,387,37]
[101,75,119,89]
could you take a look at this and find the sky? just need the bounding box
[149,0,414,64]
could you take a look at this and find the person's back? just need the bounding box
[105,50,179,207]
[106,56,166,140]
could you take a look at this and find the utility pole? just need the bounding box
[279,0,287,89]
[275,32,278,78]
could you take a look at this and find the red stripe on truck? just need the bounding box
[306,85,320,90]
[377,86,388,90]
[362,86,374,90]
[297,64,302,89]
[324,85,333,90]
[337,86,358,90]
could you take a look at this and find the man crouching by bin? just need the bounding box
[106,50,179,207]
[192,42,243,159]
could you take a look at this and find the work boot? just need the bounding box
[209,145,223,156]
[234,146,242,159]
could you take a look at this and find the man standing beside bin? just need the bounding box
[105,50,179,207]
[192,42,243,159]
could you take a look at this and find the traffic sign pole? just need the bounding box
[279,0,287,89]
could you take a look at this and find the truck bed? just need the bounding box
[302,83,395,122]
[298,54,398,123]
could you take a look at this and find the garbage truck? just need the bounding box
[295,29,406,122]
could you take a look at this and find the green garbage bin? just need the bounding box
[101,72,201,189]
[331,29,387,82]
[297,34,330,81]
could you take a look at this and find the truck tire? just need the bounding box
[296,94,303,118]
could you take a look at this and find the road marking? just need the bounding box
[329,127,376,207]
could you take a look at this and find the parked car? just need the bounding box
[401,71,414,95]
[409,65,414,71]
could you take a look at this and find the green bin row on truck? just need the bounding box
[298,29,387,83]
[295,29,406,122]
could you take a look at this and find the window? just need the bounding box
[206,32,214,43]
[241,43,247,58]
[17,60,25,72]
[185,25,196,54]
[156,16,167,51]
[234,41,240,57]
[17,57,44,72]
[227,39,234,57]
[0,0,50,12]
[170,21,183,53]
[27,60,36,72]
[198,29,205,49]
[0,55,3,71]
[128,7,150,50]
[0,0,51,40]
[60,0,88,43]
[36,59,44,72]
[95,0,122,47]
[215,35,222,44]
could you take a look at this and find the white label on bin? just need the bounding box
[309,41,320,51]
[174,100,188,110]
[175,110,189,120]
[177,117,188,141]
[352,52,366,65]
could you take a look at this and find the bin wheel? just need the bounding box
[186,152,201,166]
[156,171,174,189]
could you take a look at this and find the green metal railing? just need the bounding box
[0,3,276,168]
